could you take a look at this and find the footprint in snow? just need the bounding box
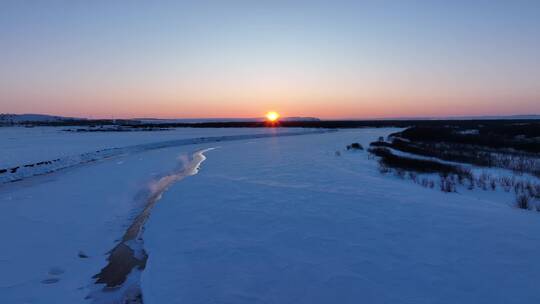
[41,278,60,284]
[41,266,65,284]
[48,266,65,275]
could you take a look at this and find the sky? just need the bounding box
[1,0,539,119]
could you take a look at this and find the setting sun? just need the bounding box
[265,111,280,122]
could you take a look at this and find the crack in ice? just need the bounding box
[89,148,215,304]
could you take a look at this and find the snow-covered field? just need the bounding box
[0,127,310,168]
[1,127,540,303]
[0,127,316,183]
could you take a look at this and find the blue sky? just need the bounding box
[1,0,539,118]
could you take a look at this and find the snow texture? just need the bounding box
[1,127,540,303]
[0,127,323,183]
[142,129,540,304]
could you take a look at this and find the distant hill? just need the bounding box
[280,117,321,122]
[368,114,540,121]
[0,114,321,126]
[135,117,321,124]
[3,113,537,126]
[492,114,540,120]
[0,113,80,124]
[428,114,540,120]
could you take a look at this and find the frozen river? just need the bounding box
[2,127,540,304]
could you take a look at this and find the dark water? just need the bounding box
[91,148,214,302]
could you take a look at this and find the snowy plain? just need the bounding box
[0,127,310,168]
[141,129,540,304]
[1,127,539,303]
[0,127,322,303]
[0,127,314,183]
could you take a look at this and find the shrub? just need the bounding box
[477,173,489,191]
[439,175,456,193]
[369,141,392,148]
[378,162,392,174]
[379,126,540,176]
[490,179,497,190]
[516,194,530,209]
[368,147,392,158]
[514,181,524,194]
[347,143,364,150]
[368,146,464,175]
[534,184,540,199]
[395,169,406,179]
[500,176,513,192]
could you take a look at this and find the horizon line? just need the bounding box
[2,112,540,122]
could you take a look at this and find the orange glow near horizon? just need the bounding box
[3,87,540,120]
[6,95,540,120]
[265,111,280,122]
[2,2,540,120]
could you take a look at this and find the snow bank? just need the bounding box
[0,145,198,303]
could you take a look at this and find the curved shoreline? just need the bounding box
[0,130,329,185]
[90,148,214,303]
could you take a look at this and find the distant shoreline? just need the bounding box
[2,119,540,130]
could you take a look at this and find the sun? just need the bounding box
[265,111,280,122]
